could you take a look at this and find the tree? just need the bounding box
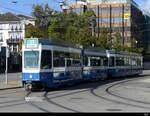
[47,9,96,46]
[25,25,44,38]
[32,4,56,38]
[112,32,124,51]
[95,28,112,49]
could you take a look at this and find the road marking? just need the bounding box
[25,97,44,102]
[137,78,150,83]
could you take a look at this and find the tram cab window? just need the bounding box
[41,50,52,69]
[24,51,39,68]
[109,57,115,67]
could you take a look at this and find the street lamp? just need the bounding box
[135,40,138,48]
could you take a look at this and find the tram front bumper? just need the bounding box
[22,73,41,81]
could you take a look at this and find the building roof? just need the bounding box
[17,14,35,20]
[0,12,20,22]
[76,0,140,9]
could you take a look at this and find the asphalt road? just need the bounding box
[0,71,150,112]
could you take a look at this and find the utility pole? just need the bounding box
[122,4,125,45]
[5,45,8,84]
[98,5,100,38]
[0,46,1,73]
[110,5,112,45]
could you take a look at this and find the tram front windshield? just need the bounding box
[24,51,39,69]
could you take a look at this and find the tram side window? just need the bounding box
[116,57,125,66]
[53,51,66,67]
[53,51,81,67]
[102,57,108,66]
[70,53,81,67]
[132,58,137,66]
[90,57,101,66]
[41,50,52,69]
[109,57,115,67]
[83,55,88,66]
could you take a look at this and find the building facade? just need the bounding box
[68,0,150,50]
[0,13,35,72]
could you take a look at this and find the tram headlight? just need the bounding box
[29,75,33,79]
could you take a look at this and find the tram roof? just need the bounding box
[24,38,82,49]
[107,50,142,56]
[84,47,106,54]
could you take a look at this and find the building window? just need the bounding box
[112,17,122,23]
[101,17,110,23]
[101,7,110,13]
[112,7,122,13]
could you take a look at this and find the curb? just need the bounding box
[0,81,22,90]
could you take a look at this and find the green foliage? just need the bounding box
[47,9,96,46]
[30,4,143,55]
[113,32,124,51]
[128,39,143,54]
[95,29,112,49]
[32,4,56,37]
[25,25,44,38]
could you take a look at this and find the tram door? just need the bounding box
[109,56,115,67]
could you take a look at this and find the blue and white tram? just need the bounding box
[83,48,108,81]
[22,38,83,90]
[22,38,143,91]
[106,50,143,78]
[130,53,143,75]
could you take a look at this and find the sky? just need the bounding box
[0,0,149,16]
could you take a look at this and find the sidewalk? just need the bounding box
[0,82,22,90]
[0,73,22,90]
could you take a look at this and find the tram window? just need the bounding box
[72,59,81,67]
[83,56,88,66]
[103,57,108,66]
[24,51,39,68]
[90,57,101,66]
[116,57,125,66]
[132,58,137,66]
[53,51,65,67]
[109,57,115,67]
[66,59,72,67]
[70,53,81,67]
[41,50,52,69]
[53,51,81,67]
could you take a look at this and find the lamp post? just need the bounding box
[89,15,96,47]
[5,45,9,84]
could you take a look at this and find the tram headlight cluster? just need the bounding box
[29,75,33,79]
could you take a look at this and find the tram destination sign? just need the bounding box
[25,38,39,49]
